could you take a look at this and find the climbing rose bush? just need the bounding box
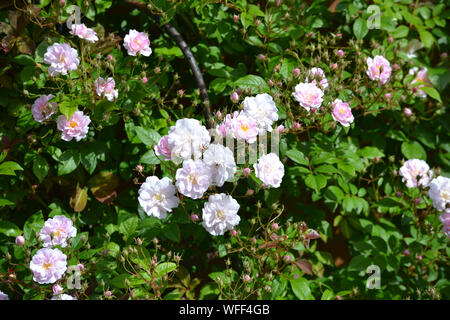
[0,0,449,301]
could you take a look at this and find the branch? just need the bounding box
[125,0,213,129]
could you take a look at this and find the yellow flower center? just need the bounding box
[69,121,78,128]
[188,173,198,185]
[339,108,346,114]
[216,209,226,220]
[241,124,249,132]
[154,193,163,201]
[53,228,64,237]
[43,262,52,270]
[134,38,141,47]
[60,55,66,63]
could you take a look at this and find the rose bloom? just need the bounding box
[138,176,180,219]
[95,77,118,101]
[167,118,211,161]
[53,284,63,295]
[44,43,79,76]
[439,213,450,238]
[410,67,430,98]
[0,290,9,300]
[175,159,212,199]
[51,294,77,300]
[366,55,391,85]
[30,248,67,284]
[154,135,172,161]
[331,99,354,127]
[202,193,240,236]
[31,94,58,123]
[39,215,77,248]
[242,93,279,134]
[215,111,238,137]
[123,29,152,56]
[399,159,433,189]
[306,67,328,90]
[254,153,285,188]
[428,176,450,214]
[203,144,236,187]
[70,23,98,43]
[229,112,259,143]
[57,110,91,142]
[292,82,324,111]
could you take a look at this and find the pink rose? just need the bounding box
[44,43,79,76]
[123,29,152,56]
[410,67,430,98]
[31,94,58,123]
[331,99,354,127]
[57,110,91,142]
[70,23,98,43]
[439,213,450,238]
[154,135,172,161]
[366,55,391,85]
[292,82,324,111]
[229,113,259,143]
[95,77,118,101]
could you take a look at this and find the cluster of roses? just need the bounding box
[21,215,79,300]
[292,65,355,127]
[399,159,450,238]
[139,101,286,236]
[287,54,431,129]
[30,24,152,142]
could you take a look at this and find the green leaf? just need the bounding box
[0,199,14,207]
[58,100,78,120]
[420,86,442,102]
[325,186,344,202]
[401,141,427,160]
[13,54,35,65]
[110,274,129,289]
[135,126,161,147]
[71,232,88,251]
[314,164,338,174]
[0,161,23,176]
[155,262,177,277]
[393,25,409,38]
[33,157,49,183]
[290,276,314,300]
[119,216,139,240]
[286,149,309,166]
[140,149,161,165]
[24,210,44,241]
[321,289,334,300]
[348,255,371,271]
[353,18,368,40]
[305,174,327,192]
[164,223,180,243]
[57,150,81,175]
[154,47,183,58]
[234,75,269,93]
[418,28,434,49]
[358,146,385,159]
[0,221,21,237]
